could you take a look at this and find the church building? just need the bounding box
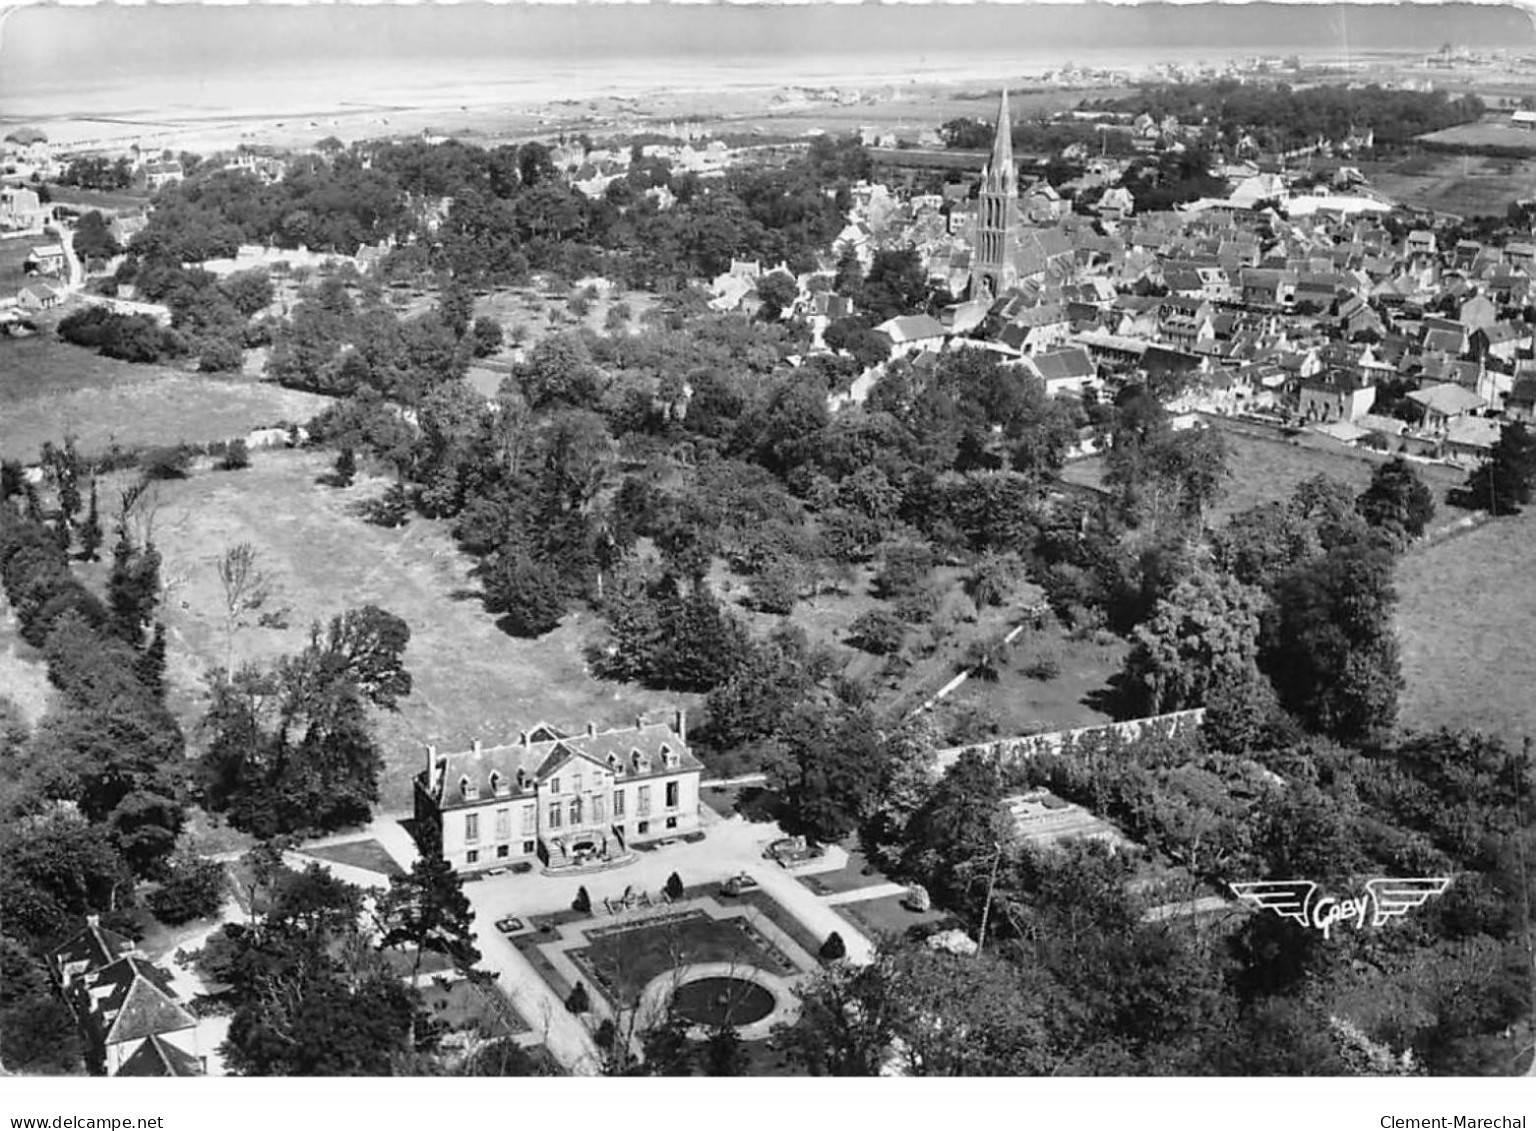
[415,711,703,874]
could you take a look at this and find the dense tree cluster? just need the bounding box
[198,605,411,838]
[1089,82,1485,151]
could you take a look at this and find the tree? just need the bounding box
[820,931,847,961]
[755,271,799,321]
[482,551,567,637]
[148,849,227,925]
[1122,569,1269,715]
[220,438,251,471]
[106,526,160,646]
[1358,457,1435,543]
[376,835,480,978]
[216,543,274,679]
[333,447,357,487]
[199,634,392,838]
[664,872,683,900]
[79,480,103,562]
[1465,422,1536,515]
[315,604,413,710]
[565,982,591,1014]
[471,316,504,358]
[208,860,429,1076]
[0,937,82,1074]
[701,1024,748,1076]
[1262,535,1403,742]
[848,608,907,655]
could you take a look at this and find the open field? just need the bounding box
[44,185,153,214]
[1415,117,1536,154]
[0,336,334,459]
[144,449,676,811]
[1063,421,1473,531]
[939,624,1129,739]
[1364,152,1536,216]
[1396,507,1536,746]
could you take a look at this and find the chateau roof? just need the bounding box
[423,717,701,812]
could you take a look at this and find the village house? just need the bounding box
[1409,382,1487,431]
[875,312,947,360]
[52,918,203,1077]
[415,712,703,874]
[17,281,63,311]
[1297,369,1376,424]
[0,185,48,233]
[24,244,66,277]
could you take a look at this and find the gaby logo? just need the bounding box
[1229,878,1452,940]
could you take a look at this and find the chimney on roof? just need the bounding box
[472,739,482,755]
[674,707,687,743]
[586,722,597,738]
[426,744,437,777]
[635,715,645,731]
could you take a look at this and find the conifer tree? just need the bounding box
[79,480,103,562]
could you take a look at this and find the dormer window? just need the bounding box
[608,753,622,775]
[632,749,651,774]
[516,769,530,792]
[490,771,509,797]
[660,743,678,768]
[460,776,479,802]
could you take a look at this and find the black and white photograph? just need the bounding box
[0,0,1534,1114]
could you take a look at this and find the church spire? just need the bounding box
[984,87,1017,197]
[970,86,1021,302]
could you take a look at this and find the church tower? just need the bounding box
[970,88,1021,301]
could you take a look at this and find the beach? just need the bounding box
[8,1,1532,156]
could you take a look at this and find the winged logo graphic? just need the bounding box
[1229,880,1316,928]
[1229,877,1451,939]
[1364,877,1452,927]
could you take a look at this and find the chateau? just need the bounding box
[414,711,704,873]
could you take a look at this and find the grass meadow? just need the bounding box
[1396,508,1536,746]
[0,336,335,461]
[1364,151,1536,217]
[1063,421,1472,531]
[143,449,676,811]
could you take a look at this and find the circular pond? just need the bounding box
[670,976,776,1027]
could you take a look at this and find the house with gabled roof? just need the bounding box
[57,947,201,1076]
[53,916,138,989]
[116,1034,205,1077]
[415,711,702,874]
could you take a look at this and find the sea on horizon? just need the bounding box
[2,2,1532,142]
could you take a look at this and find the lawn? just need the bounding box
[302,838,406,878]
[837,893,951,946]
[568,909,796,1006]
[1062,420,1471,532]
[419,975,531,1038]
[142,449,673,810]
[0,336,334,460]
[1396,508,1536,745]
[796,846,893,897]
